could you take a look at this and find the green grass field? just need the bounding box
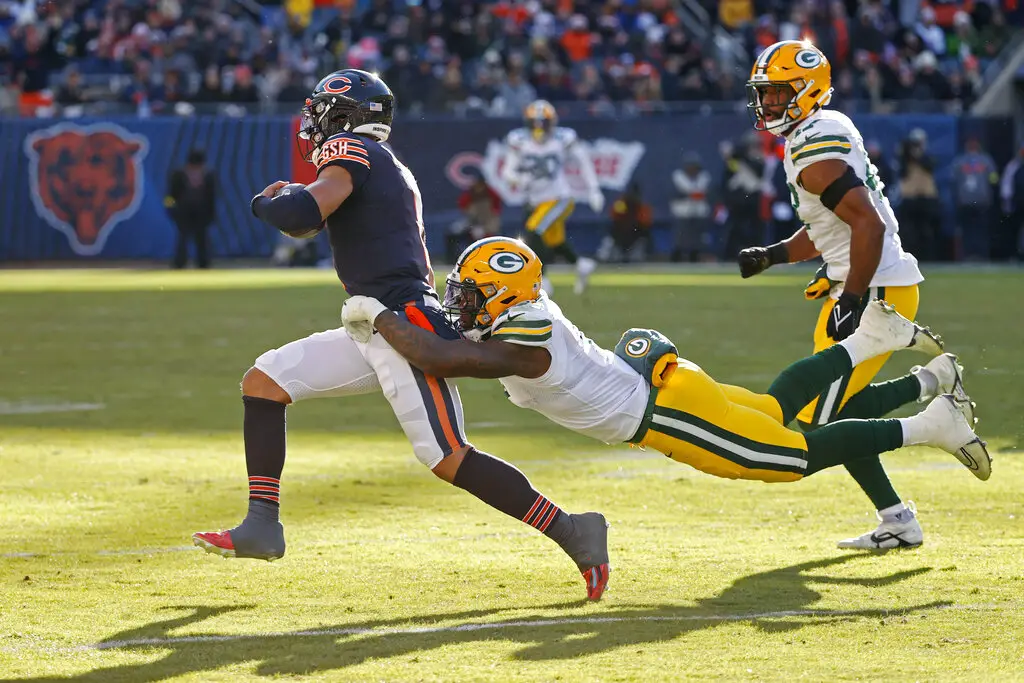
[2,266,1022,682]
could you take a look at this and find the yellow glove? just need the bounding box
[804,263,837,300]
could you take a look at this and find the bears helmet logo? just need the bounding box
[24,123,149,256]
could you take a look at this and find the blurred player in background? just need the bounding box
[192,70,609,601]
[503,99,604,295]
[739,41,937,550]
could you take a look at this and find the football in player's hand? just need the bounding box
[274,183,324,239]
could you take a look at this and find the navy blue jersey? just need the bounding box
[314,132,435,309]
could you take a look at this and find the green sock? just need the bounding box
[803,419,904,475]
[828,375,919,510]
[840,458,901,509]
[835,374,921,420]
[768,345,853,425]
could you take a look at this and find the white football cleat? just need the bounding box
[574,256,597,295]
[912,353,967,403]
[855,299,944,357]
[916,394,991,481]
[837,503,923,550]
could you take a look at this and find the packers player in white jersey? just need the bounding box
[738,40,947,550]
[342,238,990,566]
[503,99,604,295]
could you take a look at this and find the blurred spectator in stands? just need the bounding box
[448,169,502,263]
[719,0,754,30]
[573,63,606,102]
[384,44,417,110]
[166,148,216,270]
[598,181,653,264]
[852,8,886,58]
[195,65,226,103]
[769,145,800,245]
[229,65,259,103]
[430,60,468,113]
[494,67,536,117]
[897,128,943,261]
[998,145,1024,261]
[946,69,976,111]
[865,139,897,199]
[915,6,946,56]
[952,137,999,260]
[670,151,712,263]
[913,51,952,101]
[721,135,765,259]
[948,11,977,61]
[55,67,86,107]
[12,23,57,115]
[561,14,593,63]
[159,69,189,110]
[274,68,310,104]
[977,9,1012,61]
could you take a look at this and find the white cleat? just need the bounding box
[917,394,991,481]
[855,299,944,357]
[838,503,923,550]
[574,256,597,295]
[912,353,968,404]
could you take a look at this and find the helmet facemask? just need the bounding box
[746,81,802,132]
[443,275,506,341]
[297,96,360,162]
[746,77,832,134]
[529,116,553,141]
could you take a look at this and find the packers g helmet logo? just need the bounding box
[489,251,526,274]
[795,50,822,68]
[625,337,651,358]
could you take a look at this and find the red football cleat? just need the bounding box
[192,530,238,558]
[582,563,610,601]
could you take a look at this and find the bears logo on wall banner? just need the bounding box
[24,123,149,256]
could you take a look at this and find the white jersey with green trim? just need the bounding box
[784,110,923,293]
[489,293,648,444]
[503,127,581,206]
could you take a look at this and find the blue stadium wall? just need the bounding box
[0,114,1012,262]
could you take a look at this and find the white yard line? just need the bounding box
[0,402,105,415]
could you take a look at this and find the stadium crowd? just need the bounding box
[0,0,1020,117]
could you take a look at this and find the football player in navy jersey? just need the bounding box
[192,70,610,601]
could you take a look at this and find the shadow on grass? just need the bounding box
[8,554,950,681]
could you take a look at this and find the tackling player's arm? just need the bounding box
[373,311,551,380]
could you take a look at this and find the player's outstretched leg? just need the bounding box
[439,447,610,601]
[804,393,989,481]
[767,299,943,426]
[192,368,288,561]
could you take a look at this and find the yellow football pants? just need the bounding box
[525,198,575,248]
[635,360,809,483]
[796,285,919,427]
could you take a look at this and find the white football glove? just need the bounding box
[341,295,389,343]
[588,190,605,214]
